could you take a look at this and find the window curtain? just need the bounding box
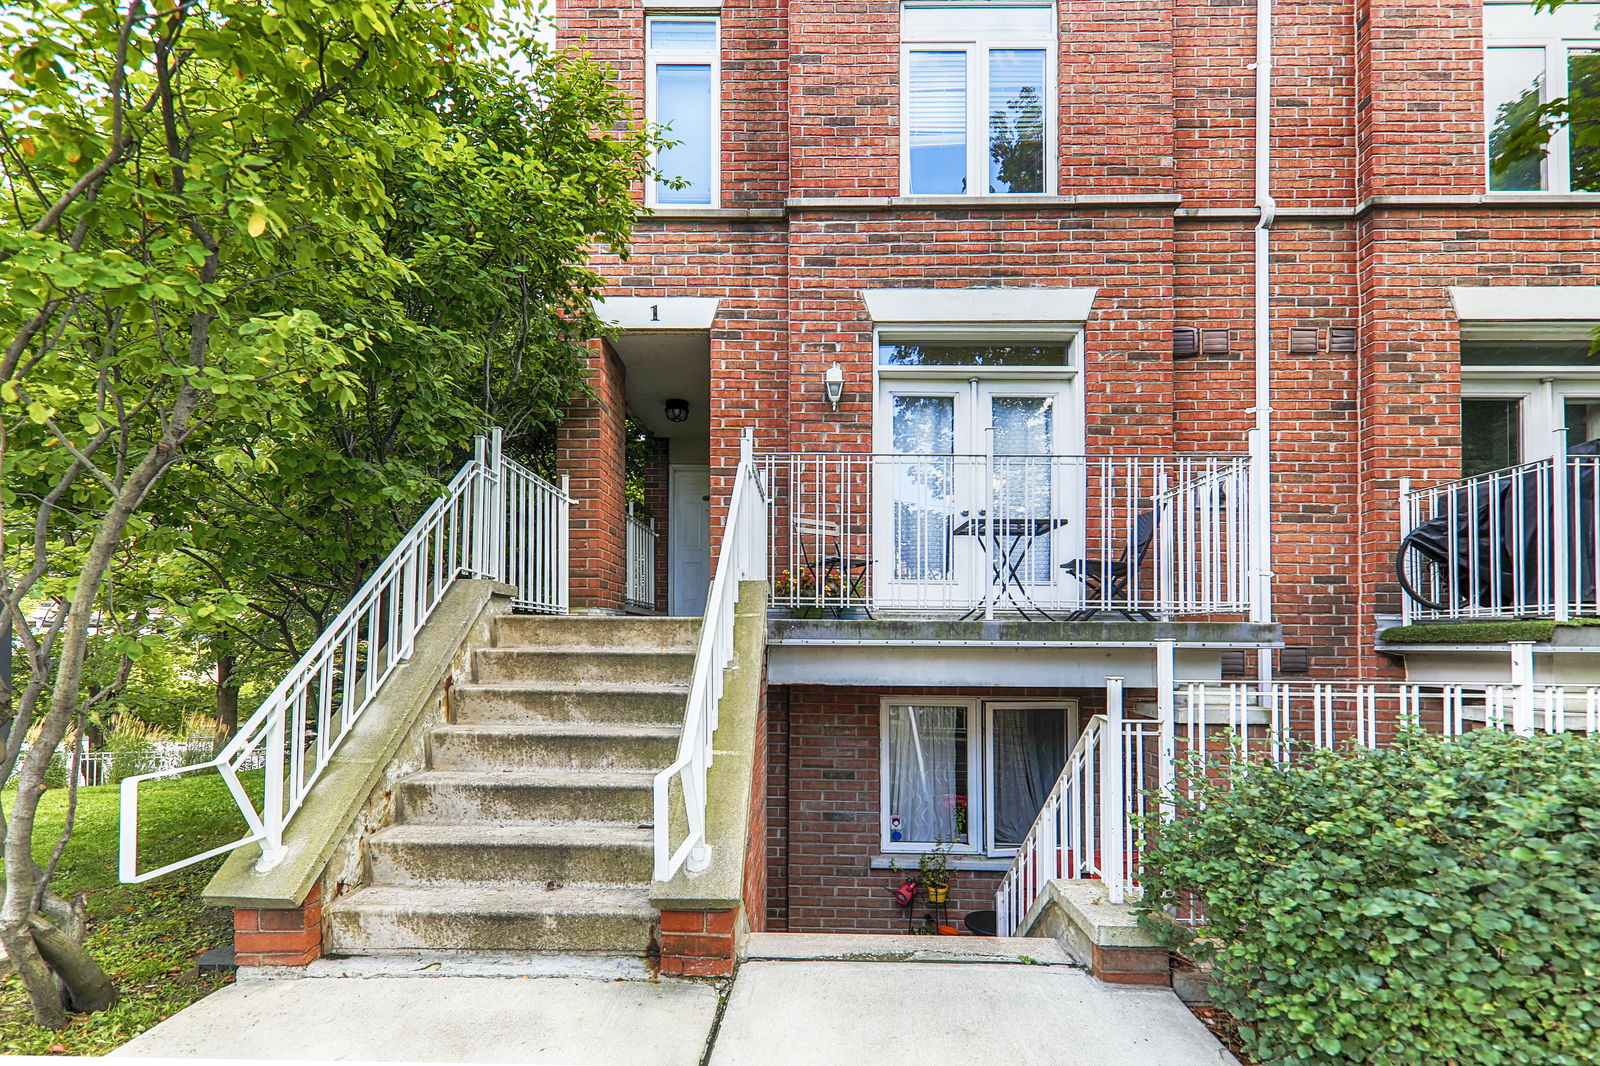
[885,704,968,844]
[992,707,1066,846]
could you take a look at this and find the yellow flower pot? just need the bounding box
[925,884,949,904]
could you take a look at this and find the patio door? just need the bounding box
[873,379,1074,610]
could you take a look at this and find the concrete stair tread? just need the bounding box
[404,769,656,787]
[431,722,682,741]
[453,681,690,694]
[369,823,653,848]
[333,883,656,917]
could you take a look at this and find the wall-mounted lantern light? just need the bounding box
[824,364,845,410]
[665,398,690,423]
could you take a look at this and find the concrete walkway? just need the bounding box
[113,939,1237,1065]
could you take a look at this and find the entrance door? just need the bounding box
[669,466,712,616]
[873,380,1072,609]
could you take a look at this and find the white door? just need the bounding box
[873,380,1072,610]
[670,466,712,616]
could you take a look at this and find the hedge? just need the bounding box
[1137,730,1600,1065]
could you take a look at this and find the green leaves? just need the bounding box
[1138,732,1600,1065]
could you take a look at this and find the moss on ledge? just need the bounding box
[1380,618,1600,645]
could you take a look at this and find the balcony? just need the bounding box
[760,452,1254,621]
[1398,453,1600,624]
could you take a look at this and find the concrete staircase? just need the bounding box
[326,615,699,956]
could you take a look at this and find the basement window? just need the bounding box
[880,697,1075,856]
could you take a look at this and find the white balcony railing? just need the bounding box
[120,431,570,882]
[762,452,1251,618]
[1398,453,1600,622]
[997,673,1600,934]
[625,513,657,611]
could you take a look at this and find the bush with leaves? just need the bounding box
[1137,730,1600,1066]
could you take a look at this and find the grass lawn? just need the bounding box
[0,770,258,1054]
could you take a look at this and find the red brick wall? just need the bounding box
[741,663,769,934]
[234,884,322,967]
[558,341,629,611]
[643,435,670,612]
[770,685,1098,934]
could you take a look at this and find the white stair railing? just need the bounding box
[120,430,570,882]
[653,431,768,882]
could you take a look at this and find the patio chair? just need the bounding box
[1060,510,1158,621]
[793,515,872,616]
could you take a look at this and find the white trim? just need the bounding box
[645,15,721,209]
[1450,286,1600,322]
[594,296,720,332]
[861,287,1098,325]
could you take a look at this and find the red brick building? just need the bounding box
[554,0,1600,934]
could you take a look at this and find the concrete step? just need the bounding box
[474,648,695,685]
[451,683,688,727]
[396,770,655,826]
[430,723,681,773]
[495,615,700,651]
[367,823,654,887]
[326,884,657,955]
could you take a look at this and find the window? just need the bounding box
[1460,333,1600,475]
[646,17,719,207]
[902,4,1055,196]
[881,698,1075,855]
[1484,2,1600,192]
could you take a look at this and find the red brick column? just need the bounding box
[658,909,738,977]
[558,340,629,611]
[234,884,322,967]
[1090,943,1172,987]
[643,435,671,612]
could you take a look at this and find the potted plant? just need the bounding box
[918,836,953,904]
[773,569,823,618]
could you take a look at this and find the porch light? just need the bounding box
[824,363,845,410]
[665,398,690,423]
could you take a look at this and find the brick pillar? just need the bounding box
[643,435,671,612]
[657,909,737,977]
[234,884,322,967]
[557,340,629,611]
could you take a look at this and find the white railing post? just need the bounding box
[1101,676,1127,904]
[488,428,506,583]
[1509,640,1536,734]
[1551,448,1572,622]
[559,474,572,613]
[1156,639,1177,822]
[255,709,287,872]
[1398,477,1413,626]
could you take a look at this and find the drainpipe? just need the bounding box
[1249,0,1277,660]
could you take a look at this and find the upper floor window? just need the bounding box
[901,3,1055,196]
[647,17,719,207]
[1484,1,1600,192]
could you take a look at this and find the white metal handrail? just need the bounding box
[762,451,1251,617]
[1398,454,1600,623]
[625,512,657,611]
[119,431,571,882]
[652,432,768,882]
[998,674,1600,931]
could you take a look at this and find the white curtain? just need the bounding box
[992,707,1067,846]
[885,704,968,844]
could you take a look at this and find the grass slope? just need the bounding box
[0,772,255,1054]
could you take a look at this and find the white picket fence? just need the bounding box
[997,673,1600,935]
[119,431,570,883]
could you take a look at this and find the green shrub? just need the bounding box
[1137,730,1600,1066]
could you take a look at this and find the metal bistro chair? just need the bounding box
[793,515,872,617]
[1060,510,1158,621]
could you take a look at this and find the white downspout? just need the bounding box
[1249,0,1276,655]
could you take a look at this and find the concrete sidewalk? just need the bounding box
[112,942,1237,1066]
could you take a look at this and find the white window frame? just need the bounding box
[878,696,1077,858]
[1461,322,1600,467]
[900,4,1058,197]
[645,15,721,209]
[1483,1,1600,194]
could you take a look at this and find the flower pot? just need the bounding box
[925,884,949,904]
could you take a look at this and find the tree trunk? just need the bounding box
[29,916,116,1012]
[216,653,238,742]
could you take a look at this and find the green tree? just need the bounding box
[0,0,647,1026]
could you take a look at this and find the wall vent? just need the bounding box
[1329,327,1359,353]
[1173,326,1201,359]
[1201,329,1232,356]
[1289,328,1321,354]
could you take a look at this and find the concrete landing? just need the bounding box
[708,960,1239,1066]
[744,931,1075,965]
[110,975,719,1064]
